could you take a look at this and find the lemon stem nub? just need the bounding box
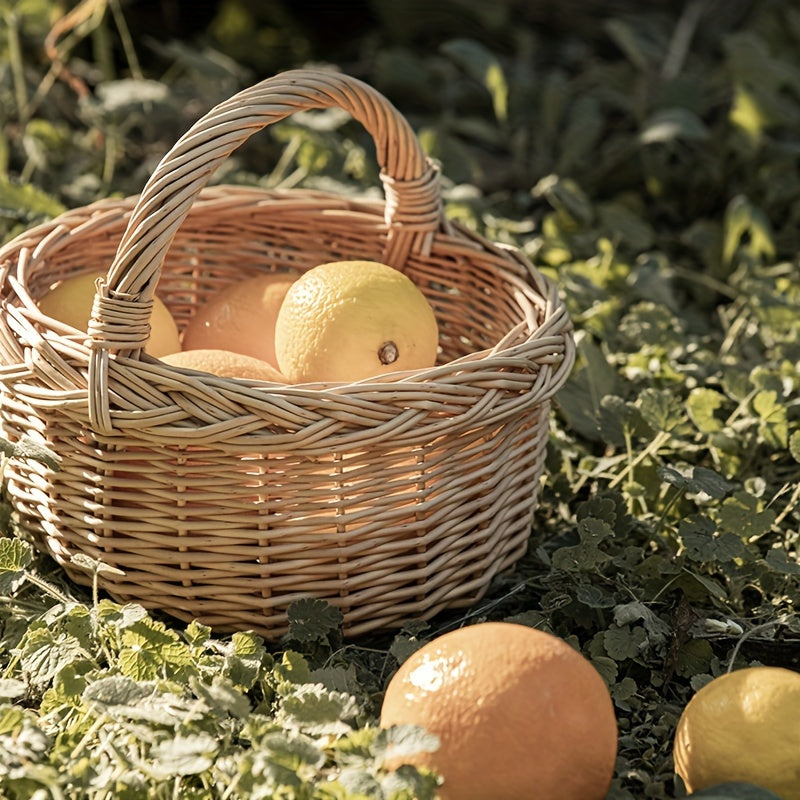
[378,341,399,365]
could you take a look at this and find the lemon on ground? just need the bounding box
[37,271,180,358]
[273,260,439,384]
[379,621,618,800]
[673,666,800,799]
[181,272,297,367]
[161,348,287,381]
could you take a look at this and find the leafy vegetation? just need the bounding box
[2,0,800,797]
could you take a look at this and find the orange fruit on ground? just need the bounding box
[38,272,181,358]
[181,272,297,366]
[379,621,618,800]
[673,666,800,799]
[37,271,180,357]
[161,349,287,382]
[273,260,439,384]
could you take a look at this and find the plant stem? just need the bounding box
[609,430,671,490]
[108,0,142,80]
[727,613,797,672]
[653,485,685,538]
[23,569,74,605]
[5,12,28,121]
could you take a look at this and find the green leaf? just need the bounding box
[380,763,441,800]
[575,583,616,609]
[722,195,775,267]
[310,664,362,696]
[603,624,648,660]
[0,176,66,224]
[613,601,669,646]
[598,394,638,445]
[224,630,270,690]
[640,107,711,144]
[259,730,326,771]
[117,619,194,681]
[638,387,684,433]
[610,676,638,709]
[375,724,440,765]
[533,174,594,227]
[147,732,219,778]
[0,538,34,593]
[184,619,213,648]
[556,336,626,443]
[551,517,614,572]
[82,675,154,707]
[680,515,748,563]
[752,390,788,448]
[39,659,95,713]
[389,633,424,666]
[273,650,312,688]
[286,597,343,643]
[718,492,777,540]
[688,468,734,500]
[0,679,26,701]
[577,495,617,524]
[70,552,125,577]
[12,436,61,470]
[675,639,714,679]
[190,676,252,720]
[687,387,727,433]
[590,656,618,686]
[95,599,149,627]
[16,626,95,693]
[763,548,800,575]
[440,39,508,122]
[681,569,728,602]
[660,466,733,499]
[597,201,656,252]
[277,683,360,736]
[725,30,800,142]
[40,602,96,653]
[790,430,800,462]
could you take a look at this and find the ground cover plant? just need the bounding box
[1,0,799,797]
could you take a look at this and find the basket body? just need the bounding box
[0,71,573,638]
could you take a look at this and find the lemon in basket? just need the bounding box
[274,259,438,383]
[37,271,180,357]
[673,665,800,799]
[182,272,298,367]
[161,348,288,382]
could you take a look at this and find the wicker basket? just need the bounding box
[0,68,574,638]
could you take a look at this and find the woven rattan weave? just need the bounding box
[0,69,574,637]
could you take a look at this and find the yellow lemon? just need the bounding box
[37,271,180,358]
[379,622,618,800]
[273,260,438,384]
[181,272,298,367]
[673,666,800,799]
[161,349,288,382]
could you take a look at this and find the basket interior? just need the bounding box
[17,188,542,365]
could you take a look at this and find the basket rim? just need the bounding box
[0,182,575,449]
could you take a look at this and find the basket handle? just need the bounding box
[87,68,443,359]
